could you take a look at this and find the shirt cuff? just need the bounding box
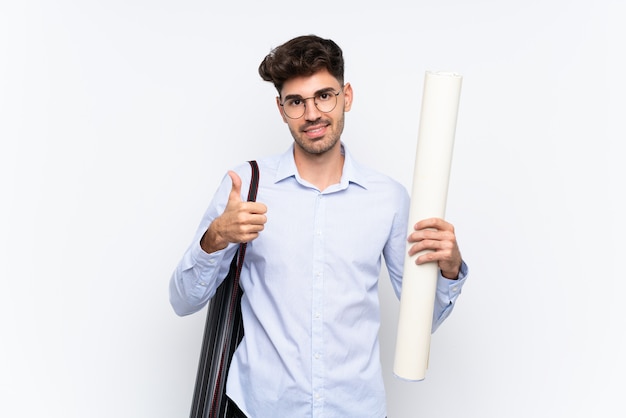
[189,239,228,270]
[437,260,469,300]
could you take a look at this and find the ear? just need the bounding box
[276,96,288,123]
[343,82,353,112]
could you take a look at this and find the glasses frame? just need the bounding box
[279,87,344,119]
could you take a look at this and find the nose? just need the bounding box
[303,97,322,121]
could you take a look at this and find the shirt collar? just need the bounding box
[275,142,369,190]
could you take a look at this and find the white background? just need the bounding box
[1,1,624,417]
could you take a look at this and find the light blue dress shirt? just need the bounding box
[170,144,467,418]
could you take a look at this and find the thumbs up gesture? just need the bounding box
[200,171,268,253]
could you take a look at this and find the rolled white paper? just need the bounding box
[393,71,462,381]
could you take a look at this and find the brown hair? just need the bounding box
[258,35,344,94]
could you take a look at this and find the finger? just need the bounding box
[227,171,243,203]
[407,228,444,244]
[414,217,452,232]
[407,240,440,257]
[247,202,268,215]
[414,250,438,265]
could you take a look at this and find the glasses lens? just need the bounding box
[315,92,338,113]
[282,98,304,119]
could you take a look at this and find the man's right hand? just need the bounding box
[200,171,267,254]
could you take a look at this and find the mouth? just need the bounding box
[302,122,330,138]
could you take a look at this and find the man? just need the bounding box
[170,35,468,418]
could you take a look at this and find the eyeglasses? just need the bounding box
[279,87,344,119]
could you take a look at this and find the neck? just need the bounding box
[293,142,344,191]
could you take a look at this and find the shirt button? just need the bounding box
[452,286,459,292]
[314,353,320,359]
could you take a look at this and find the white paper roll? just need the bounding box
[393,71,462,381]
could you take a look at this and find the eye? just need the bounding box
[317,93,331,101]
[285,98,302,107]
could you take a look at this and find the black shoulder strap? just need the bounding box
[191,160,260,418]
[235,160,259,273]
[246,160,259,202]
[235,160,259,269]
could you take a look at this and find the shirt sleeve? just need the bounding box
[168,172,241,316]
[431,261,469,332]
[383,186,469,333]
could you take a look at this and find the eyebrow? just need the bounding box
[283,87,339,101]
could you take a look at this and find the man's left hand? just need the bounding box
[407,217,462,280]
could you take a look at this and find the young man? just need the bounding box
[170,35,468,418]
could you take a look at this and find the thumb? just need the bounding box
[227,171,243,203]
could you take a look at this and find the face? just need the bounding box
[276,69,352,157]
